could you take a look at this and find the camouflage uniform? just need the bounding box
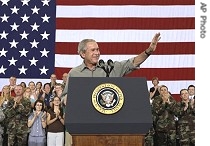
[4,97,31,146]
[0,107,5,146]
[144,126,155,146]
[152,95,177,146]
[176,99,195,146]
[144,105,157,146]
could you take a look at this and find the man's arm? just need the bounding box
[133,32,161,66]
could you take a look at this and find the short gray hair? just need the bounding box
[77,39,96,54]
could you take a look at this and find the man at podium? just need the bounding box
[62,32,161,96]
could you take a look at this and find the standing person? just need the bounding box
[0,85,13,110]
[8,76,17,97]
[49,74,57,93]
[4,85,31,146]
[187,85,195,100]
[0,85,13,146]
[35,82,43,99]
[62,32,161,96]
[62,73,68,88]
[40,83,53,111]
[20,82,27,90]
[176,89,195,145]
[47,96,65,146]
[152,85,177,146]
[28,81,38,108]
[149,77,160,104]
[28,99,47,146]
[0,107,5,146]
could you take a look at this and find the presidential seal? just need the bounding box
[92,83,124,114]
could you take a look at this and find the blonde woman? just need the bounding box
[0,85,12,110]
[0,85,13,145]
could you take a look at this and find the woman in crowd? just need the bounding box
[28,99,47,146]
[47,96,65,146]
[0,85,12,146]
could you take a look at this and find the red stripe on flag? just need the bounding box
[55,42,195,55]
[125,68,195,80]
[57,0,195,5]
[55,68,195,80]
[56,18,195,30]
[171,94,181,102]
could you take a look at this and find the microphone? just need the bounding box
[99,59,109,77]
[107,59,114,73]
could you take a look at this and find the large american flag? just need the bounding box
[0,0,195,100]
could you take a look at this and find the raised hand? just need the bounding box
[147,32,161,53]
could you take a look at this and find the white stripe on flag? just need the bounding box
[54,54,195,68]
[55,30,195,42]
[56,5,195,18]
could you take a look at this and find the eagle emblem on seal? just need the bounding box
[100,91,116,107]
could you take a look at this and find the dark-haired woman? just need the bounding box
[47,96,64,146]
[28,99,46,146]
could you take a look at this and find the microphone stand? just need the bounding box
[99,59,109,77]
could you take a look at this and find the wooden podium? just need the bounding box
[65,77,152,146]
[72,134,145,146]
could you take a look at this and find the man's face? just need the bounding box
[14,86,24,96]
[50,74,57,82]
[9,77,16,86]
[181,90,189,101]
[188,87,195,96]
[81,42,100,65]
[62,73,68,82]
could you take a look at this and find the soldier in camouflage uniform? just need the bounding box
[4,85,31,146]
[176,89,195,146]
[152,85,177,146]
[0,107,5,146]
[144,126,155,146]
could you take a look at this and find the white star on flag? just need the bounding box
[30,39,39,48]
[9,39,19,48]
[21,0,30,6]
[0,30,8,39]
[20,31,29,40]
[18,65,28,75]
[10,22,20,31]
[8,57,18,66]
[29,57,38,66]
[40,48,49,57]
[0,48,8,57]
[30,22,40,31]
[1,0,10,6]
[39,66,49,75]
[0,65,7,74]
[11,6,20,14]
[19,48,28,57]
[42,0,50,6]
[1,13,9,22]
[21,14,30,22]
[41,14,50,23]
[40,31,50,40]
[31,6,40,14]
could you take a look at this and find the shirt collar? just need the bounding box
[78,61,101,72]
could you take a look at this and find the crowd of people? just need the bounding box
[145,77,195,146]
[0,75,195,146]
[0,74,71,146]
